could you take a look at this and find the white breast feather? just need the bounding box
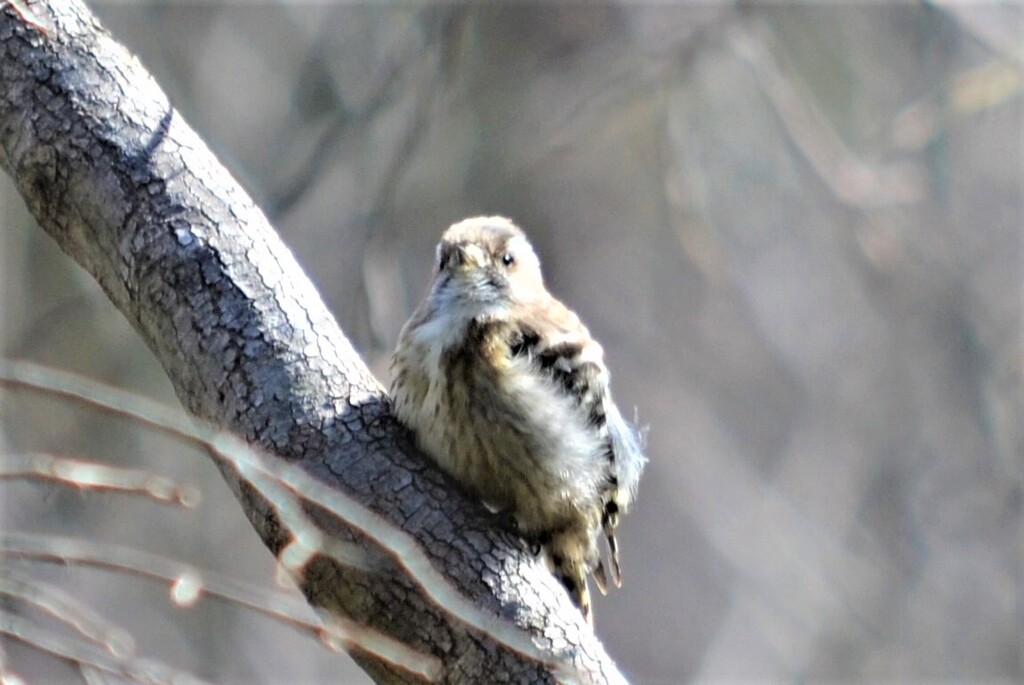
[503,352,606,503]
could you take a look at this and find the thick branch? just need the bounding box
[0,2,625,683]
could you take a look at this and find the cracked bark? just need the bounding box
[0,2,627,683]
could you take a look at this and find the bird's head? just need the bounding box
[429,216,545,318]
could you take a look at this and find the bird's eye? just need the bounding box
[438,256,447,272]
[501,253,515,267]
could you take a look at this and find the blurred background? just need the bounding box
[1,2,1020,683]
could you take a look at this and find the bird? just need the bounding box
[389,216,647,625]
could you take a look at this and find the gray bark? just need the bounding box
[0,1,625,683]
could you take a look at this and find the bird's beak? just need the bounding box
[449,245,467,268]
[437,244,468,273]
[451,244,488,270]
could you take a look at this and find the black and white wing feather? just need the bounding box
[512,299,648,590]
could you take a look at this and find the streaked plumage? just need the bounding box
[390,216,647,624]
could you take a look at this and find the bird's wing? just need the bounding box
[510,297,609,432]
[509,297,648,588]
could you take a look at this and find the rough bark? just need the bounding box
[0,2,626,683]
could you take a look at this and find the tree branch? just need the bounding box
[0,1,626,683]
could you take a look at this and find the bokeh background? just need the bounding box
[1,3,1020,683]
